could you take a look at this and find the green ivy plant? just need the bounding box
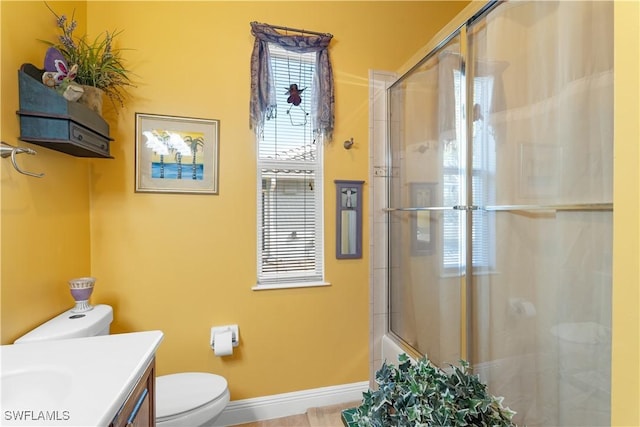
[353,353,517,427]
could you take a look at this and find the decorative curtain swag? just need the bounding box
[249,21,335,141]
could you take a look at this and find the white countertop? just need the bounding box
[0,330,163,426]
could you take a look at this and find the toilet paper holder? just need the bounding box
[508,298,536,317]
[210,325,239,348]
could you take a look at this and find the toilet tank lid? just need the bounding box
[14,305,114,344]
[156,373,228,419]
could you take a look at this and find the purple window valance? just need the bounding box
[249,22,334,141]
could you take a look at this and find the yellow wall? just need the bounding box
[1,0,468,400]
[612,2,640,425]
[1,1,92,341]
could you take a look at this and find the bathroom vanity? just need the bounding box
[110,357,156,427]
[0,330,163,426]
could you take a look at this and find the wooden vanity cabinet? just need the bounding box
[110,358,156,427]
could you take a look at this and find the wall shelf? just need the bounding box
[16,65,114,159]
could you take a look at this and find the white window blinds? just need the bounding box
[443,71,495,271]
[256,45,324,286]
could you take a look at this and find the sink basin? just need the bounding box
[0,330,163,426]
[1,367,73,407]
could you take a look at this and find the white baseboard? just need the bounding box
[212,381,368,426]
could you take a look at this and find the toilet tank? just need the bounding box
[14,305,113,344]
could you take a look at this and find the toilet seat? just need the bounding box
[156,372,229,424]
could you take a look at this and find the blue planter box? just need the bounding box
[16,66,113,158]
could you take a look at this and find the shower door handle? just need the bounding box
[384,206,453,212]
[483,203,613,212]
[387,203,613,212]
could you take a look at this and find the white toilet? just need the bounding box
[14,304,230,427]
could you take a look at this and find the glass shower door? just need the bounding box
[388,34,465,366]
[468,2,613,426]
[387,1,613,426]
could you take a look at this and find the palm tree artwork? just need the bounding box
[184,135,204,180]
[175,152,183,179]
[143,130,204,180]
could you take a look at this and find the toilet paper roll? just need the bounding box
[515,300,537,317]
[521,301,536,317]
[509,298,537,317]
[214,330,234,356]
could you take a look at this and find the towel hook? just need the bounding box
[1,142,44,178]
[343,137,355,150]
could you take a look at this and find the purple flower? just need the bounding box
[59,35,76,50]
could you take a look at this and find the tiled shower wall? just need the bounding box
[368,70,397,386]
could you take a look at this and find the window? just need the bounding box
[256,45,324,287]
[442,70,496,272]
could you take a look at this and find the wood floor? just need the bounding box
[230,401,359,427]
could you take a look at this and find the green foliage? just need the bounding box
[44,2,134,109]
[353,353,517,427]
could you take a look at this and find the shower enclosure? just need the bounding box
[386,2,612,426]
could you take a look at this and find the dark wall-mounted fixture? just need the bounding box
[335,180,364,259]
[410,182,436,255]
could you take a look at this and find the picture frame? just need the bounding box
[335,180,365,259]
[135,113,219,194]
[519,143,562,199]
[410,182,436,256]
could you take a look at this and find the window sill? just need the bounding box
[252,281,331,291]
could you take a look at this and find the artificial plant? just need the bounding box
[353,353,517,427]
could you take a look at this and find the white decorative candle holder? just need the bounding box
[68,277,96,313]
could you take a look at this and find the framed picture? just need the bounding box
[410,182,436,255]
[135,113,219,194]
[335,180,365,259]
[519,143,562,199]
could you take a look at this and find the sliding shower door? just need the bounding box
[388,2,613,426]
[388,33,465,367]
